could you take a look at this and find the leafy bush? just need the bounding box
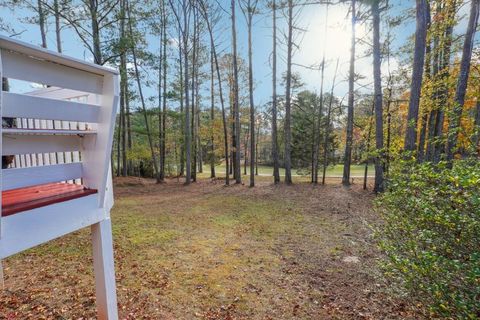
[376,160,480,319]
[126,144,156,177]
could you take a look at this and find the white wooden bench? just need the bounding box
[0,35,119,319]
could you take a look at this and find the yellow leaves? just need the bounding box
[126,144,151,161]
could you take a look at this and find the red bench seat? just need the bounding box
[2,183,98,217]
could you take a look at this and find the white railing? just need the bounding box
[0,35,119,319]
[0,35,118,206]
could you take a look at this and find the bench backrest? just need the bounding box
[0,35,119,210]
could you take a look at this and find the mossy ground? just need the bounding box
[1,176,417,319]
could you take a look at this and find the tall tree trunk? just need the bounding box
[231,0,241,184]
[118,7,127,177]
[158,10,164,181]
[473,99,480,155]
[119,0,127,177]
[313,5,329,184]
[372,0,384,192]
[425,22,440,162]
[271,0,280,184]
[117,98,124,176]
[246,7,256,187]
[89,0,103,64]
[126,0,160,181]
[191,9,197,182]
[418,115,428,161]
[216,56,230,185]
[229,75,235,177]
[119,0,128,177]
[363,103,375,190]
[183,1,191,184]
[121,83,127,176]
[199,1,230,185]
[446,0,479,164]
[417,2,431,163]
[404,0,428,152]
[196,55,202,174]
[210,48,216,178]
[433,2,456,163]
[54,0,62,52]
[37,0,47,48]
[284,0,294,185]
[322,59,339,185]
[161,4,168,180]
[385,101,392,176]
[255,121,260,176]
[313,60,325,184]
[342,0,356,186]
[117,51,123,177]
[178,29,185,176]
[244,125,249,176]
[230,93,235,177]
[425,108,436,161]
[126,76,132,174]
[119,0,131,173]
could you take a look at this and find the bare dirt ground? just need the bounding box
[0,176,419,319]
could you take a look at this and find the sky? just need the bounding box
[0,1,437,110]
[214,0,414,106]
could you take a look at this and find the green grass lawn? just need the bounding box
[2,178,404,319]
[199,164,375,178]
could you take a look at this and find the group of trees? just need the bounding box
[1,0,479,191]
[345,0,480,192]
[375,1,480,316]
[405,0,480,165]
[3,1,480,315]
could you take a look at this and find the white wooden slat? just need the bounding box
[3,128,97,135]
[50,116,58,165]
[0,49,3,239]
[0,34,118,76]
[1,50,104,94]
[13,155,20,168]
[26,87,92,100]
[82,74,119,207]
[92,218,119,319]
[3,92,101,122]
[3,135,83,155]
[0,195,104,259]
[2,162,83,190]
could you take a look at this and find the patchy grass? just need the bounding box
[1,177,418,319]
[198,164,375,178]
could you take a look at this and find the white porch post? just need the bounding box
[91,217,118,320]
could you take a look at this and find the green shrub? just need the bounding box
[376,160,480,319]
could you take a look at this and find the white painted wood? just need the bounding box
[0,35,118,77]
[3,92,101,122]
[2,162,83,190]
[82,74,119,207]
[26,87,92,101]
[104,165,114,213]
[92,218,118,320]
[0,49,3,244]
[3,128,97,135]
[3,135,83,155]
[1,50,104,94]
[0,36,118,315]
[13,155,20,167]
[0,194,104,258]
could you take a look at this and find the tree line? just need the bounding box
[1,0,479,191]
